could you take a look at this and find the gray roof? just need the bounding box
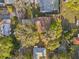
[39,0,59,13]
[0,0,4,3]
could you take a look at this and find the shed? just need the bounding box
[0,19,11,36]
[1,23,11,36]
[33,46,47,59]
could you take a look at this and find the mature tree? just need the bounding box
[14,0,33,19]
[40,18,63,51]
[14,16,62,51]
[62,0,79,22]
[0,36,13,59]
[14,24,39,48]
[64,0,79,11]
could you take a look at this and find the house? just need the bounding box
[38,0,60,13]
[0,19,11,36]
[33,46,47,59]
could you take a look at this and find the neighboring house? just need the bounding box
[33,46,47,59]
[39,0,60,13]
[0,19,11,36]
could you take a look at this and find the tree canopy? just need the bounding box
[14,24,39,48]
[64,0,79,11]
[0,36,13,59]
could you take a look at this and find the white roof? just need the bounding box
[0,19,11,36]
[1,23,11,36]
